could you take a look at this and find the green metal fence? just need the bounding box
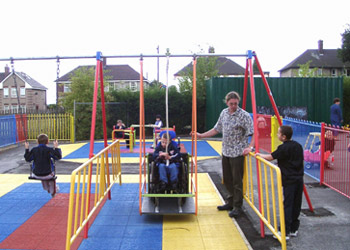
[205,77,343,130]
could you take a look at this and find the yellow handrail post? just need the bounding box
[70,114,75,143]
[65,140,121,250]
[271,116,282,152]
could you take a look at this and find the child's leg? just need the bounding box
[283,184,298,234]
[291,179,303,233]
[158,163,168,183]
[168,163,179,184]
[48,180,56,196]
[41,180,50,193]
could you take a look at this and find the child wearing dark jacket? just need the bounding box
[256,125,304,240]
[24,134,62,197]
[153,133,180,192]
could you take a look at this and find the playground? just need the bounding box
[0,142,350,250]
[0,51,349,250]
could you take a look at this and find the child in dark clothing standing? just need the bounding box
[24,134,62,197]
[256,125,304,239]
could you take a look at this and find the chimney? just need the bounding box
[5,64,10,75]
[318,40,324,55]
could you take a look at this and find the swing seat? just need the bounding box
[28,162,57,181]
[28,175,57,181]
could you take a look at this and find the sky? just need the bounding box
[1,0,349,104]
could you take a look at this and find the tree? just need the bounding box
[293,60,319,77]
[60,67,111,140]
[177,46,222,131]
[338,24,350,63]
[178,46,220,99]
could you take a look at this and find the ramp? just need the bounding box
[141,197,195,215]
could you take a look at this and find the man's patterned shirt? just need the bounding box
[214,107,253,158]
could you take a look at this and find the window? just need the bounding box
[11,105,18,113]
[331,69,336,77]
[3,88,9,97]
[317,68,323,76]
[11,88,17,98]
[344,69,350,76]
[104,84,109,92]
[129,82,137,92]
[20,105,26,113]
[3,105,9,114]
[64,83,71,93]
[109,82,115,91]
[20,87,25,96]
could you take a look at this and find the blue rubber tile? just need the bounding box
[127,214,163,225]
[0,202,18,215]
[123,225,162,239]
[93,215,129,226]
[108,193,137,202]
[98,206,133,216]
[12,183,44,192]
[5,204,42,215]
[112,183,139,193]
[0,233,9,243]
[0,223,21,243]
[78,237,122,250]
[0,213,32,224]
[88,225,126,238]
[106,200,134,207]
[119,237,162,250]
[183,140,220,157]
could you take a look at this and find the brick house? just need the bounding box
[56,62,149,100]
[174,57,247,77]
[0,65,47,114]
[279,40,350,77]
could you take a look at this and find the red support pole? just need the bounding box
[320,123,325,184]
[255,52,314,212]
[247,55,265,237]
[242,59,249,110]
[84,53,101,238]
[254,54,282,125]
[99,59,111,200]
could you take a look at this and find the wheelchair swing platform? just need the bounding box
[141,197,195,215]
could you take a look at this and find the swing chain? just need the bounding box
[56,56,60,81]
[10,58,27,142]
[55,56,60,141]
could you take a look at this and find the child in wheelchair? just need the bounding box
[153,132,181,193]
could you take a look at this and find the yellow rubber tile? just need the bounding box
[203,236,248,250]
[59,142,86,158]
[207,140,222,155]
[163,215,199,226]
[163,173,249,250]
[0,174,29,197]
[163,224,202,237]
[163,236,205,250]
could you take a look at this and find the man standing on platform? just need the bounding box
[196,91,254,217]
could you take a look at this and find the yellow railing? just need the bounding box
[271,115,282,152]
[65,139,122,250]
[27,113,74,142]
[111,128,135,152]
[243,152,287,250]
